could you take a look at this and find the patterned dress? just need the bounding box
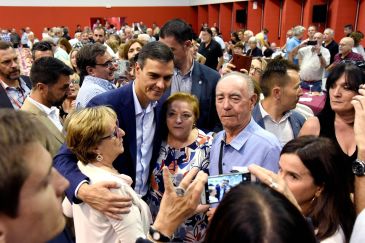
[148,129,213,242]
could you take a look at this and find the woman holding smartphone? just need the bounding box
[148,93,212,242]
[249,136,356,243]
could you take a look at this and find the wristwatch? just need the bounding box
[317,53,322,57]
[352,159,365,176]
[149,226,171,242]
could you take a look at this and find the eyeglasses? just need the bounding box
[101,120,120,140]
[250,66,263,75]
[95,59,117,69]
[167,112,193,121]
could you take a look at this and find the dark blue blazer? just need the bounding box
[167,61,222,132]
[252,103,305,138]
[54,82,165,203]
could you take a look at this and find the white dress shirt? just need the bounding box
[259,102,294,147]
[27,96,63,132]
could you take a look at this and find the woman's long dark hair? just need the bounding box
[319,62,365,123]
[204,183,317,243]
[281,136,356,241]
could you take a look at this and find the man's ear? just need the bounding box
[272,86,282,100]
[86,66,95,77]
[249,93,258,109]
[184,40,192,48]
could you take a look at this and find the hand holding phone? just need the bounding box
[200,171,255,204]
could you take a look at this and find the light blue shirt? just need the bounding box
[76,75,116,109]
[132,83,157,196]
[209,118,281,176]
[170,61,194,94]
[285,37,301,64]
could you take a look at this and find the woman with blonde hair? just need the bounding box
[62,106,152,243]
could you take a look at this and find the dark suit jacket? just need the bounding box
[54,82,165,203]
[167,61,222,133]
[0,75,31,108]
[252,103,305,138]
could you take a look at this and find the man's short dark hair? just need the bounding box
[202,27,213,36]
[0,109,46,217]
[344,24,353,30]
[159,19,193,44]
[0,40,13,50]
[30,57,74,87]
[137,41,174,69]
[31,41,53,60]
[76,43,107,77]
[260,57,300,97]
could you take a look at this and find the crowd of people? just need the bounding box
[1,18,365,243]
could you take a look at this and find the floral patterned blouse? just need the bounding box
[148,129,213,242]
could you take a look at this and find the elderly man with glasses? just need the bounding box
[75,43,118,108]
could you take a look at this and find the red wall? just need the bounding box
[0,1,364,46]
[0,6,196,38]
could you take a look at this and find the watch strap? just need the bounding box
[353,158,365,176]
[149,226,171,242]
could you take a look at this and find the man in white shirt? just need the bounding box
[21,56,74,157]
[252,58,305,146]
[298,32,330,92]
[93,27,117,58]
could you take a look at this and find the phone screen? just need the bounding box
[201,172,252,204]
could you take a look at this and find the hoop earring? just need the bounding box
[96,153,103,162]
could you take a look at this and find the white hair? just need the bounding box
[292,25,305,36]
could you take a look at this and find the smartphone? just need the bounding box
[306,40,318,46]
[200,172,255,204]
[230,54,252,72]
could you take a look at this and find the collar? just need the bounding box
[0,78,25,90]
[174,60,194,77]
[83,75,116,90]
[27,96,59,116]
[132,81,158,116]
[220,118,255,151]
[258,102,292,123]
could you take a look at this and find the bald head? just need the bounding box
[339,37,354,55]
[313,32,323,44]
[218,72,255,97]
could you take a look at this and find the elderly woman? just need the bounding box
[246,37,263,57]
[249,136,356,243]
[62,106,152,243]
[148,93,212,242]
[300,63,365,191]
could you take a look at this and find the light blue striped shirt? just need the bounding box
[76,75,116,109]
[209,118,281,176]
[132,83,157,196]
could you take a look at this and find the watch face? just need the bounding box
[153,232,160,240]
[353,161,365,175]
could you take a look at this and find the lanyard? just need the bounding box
[0,80,25,109]
[218,140,225,174]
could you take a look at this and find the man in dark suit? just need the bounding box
[54,41,174,219]
[0,41,31,109]
[159,19,222,132]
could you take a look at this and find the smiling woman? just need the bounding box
[148,92,213,242]
[62,106,152,243]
